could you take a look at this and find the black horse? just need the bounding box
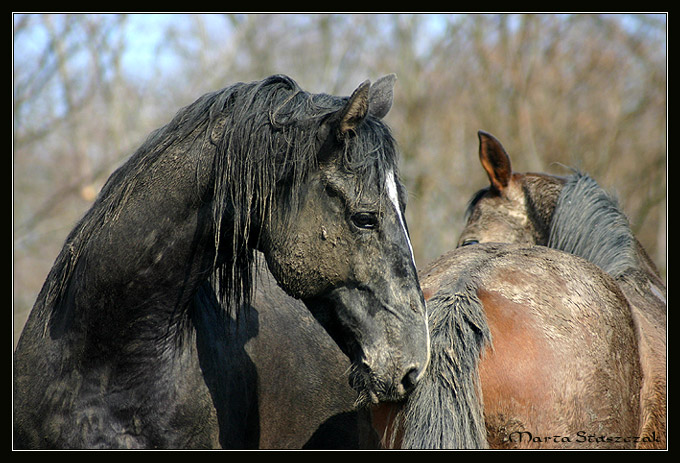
[13,74,430,448]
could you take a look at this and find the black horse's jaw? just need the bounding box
[302,295,419,405]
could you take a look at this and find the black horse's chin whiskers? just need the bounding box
[348,359,408,407]
[373,300,405,321]
[349,363,382,407]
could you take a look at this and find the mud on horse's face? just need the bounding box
[261,76,430,404]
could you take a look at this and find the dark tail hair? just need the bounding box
[396,279,491,449]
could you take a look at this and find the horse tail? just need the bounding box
[398,279,491,449]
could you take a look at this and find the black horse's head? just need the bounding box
[244,76,430,404]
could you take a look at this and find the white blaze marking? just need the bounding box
[386,169,431,376]
[386,169,431,377]
[386,169,416,267]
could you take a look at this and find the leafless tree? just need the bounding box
[13,13,666,343]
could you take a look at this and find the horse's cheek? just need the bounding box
[263,222,353,300]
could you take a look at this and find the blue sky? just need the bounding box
[121,14,185,79]
[120,13,451,79]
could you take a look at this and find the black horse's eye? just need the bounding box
[351,212,378,230]
[461,238,479,247]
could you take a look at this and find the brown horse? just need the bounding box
[371,242,650,449]
[455,131,666,448]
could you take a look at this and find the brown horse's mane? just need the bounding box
[548,172,639,278]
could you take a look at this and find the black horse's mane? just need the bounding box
[548,172,638,279]
[37,74,400,332]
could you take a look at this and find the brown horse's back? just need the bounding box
[420,244,644,449]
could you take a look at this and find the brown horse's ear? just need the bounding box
[478,130,512,193]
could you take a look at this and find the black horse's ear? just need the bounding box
[368,74,396,119]
[337,79,371,134]
[317,77,391,163]
[478,130,512,194]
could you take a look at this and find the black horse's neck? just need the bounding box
[40,119,226,352]
[36,75,317,347]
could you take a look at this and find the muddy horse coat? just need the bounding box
[13,75,430,449]
[457,131,666,448]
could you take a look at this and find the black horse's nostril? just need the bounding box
[401,366,422,393]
